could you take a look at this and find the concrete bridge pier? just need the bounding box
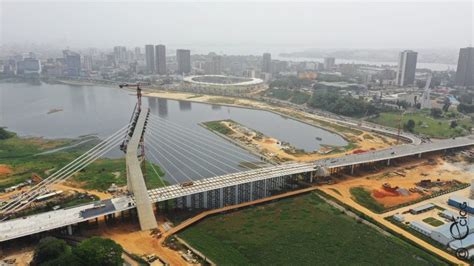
[67,225,73,235]
[387,159,391,166]
[418,153,422,158]
[126,109,157,230]
[351,165,355,175]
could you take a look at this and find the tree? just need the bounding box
[430,108,443,118]
[73,237,123,266]
[32,237,70,266]
[404,119,416,132]
[450,120,458,128]
[0,127,13,140]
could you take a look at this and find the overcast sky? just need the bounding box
[1,1,473,52]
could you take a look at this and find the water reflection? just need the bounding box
[178,100,191,111]
[158,98,168,117]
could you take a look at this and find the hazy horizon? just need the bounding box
[1,1,473,51]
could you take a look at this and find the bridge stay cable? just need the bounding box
[1,125,130,214]
[148,114,259,161]
[144,155,167,187]
[148,115,257,161]
[3,133,126,214]
[147,119,259,169]
[145,149,181,185]
[146,124,246,172]
[146,136,207,179]
[145,132,223,177]
[145,140,195,183]
[147,119,261,169]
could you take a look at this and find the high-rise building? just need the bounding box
[396,50,418,86]
[176,49,191,74]
[63,50,81,77]
[324,57,335,71]
[155,44,167,75]
[455,47,474,87]
[205,55,223,75]
[82,55,93,72]
[113,46,127,63]
[145,44,155,74]
[134,47,141,61]
[262,53,271,73]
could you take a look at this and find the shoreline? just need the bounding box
[142,90,400,153]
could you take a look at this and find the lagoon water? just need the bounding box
[0,82,347,183]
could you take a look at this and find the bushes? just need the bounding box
[308,91,377,117]
[0,127,14,140]
[32,237,123,266]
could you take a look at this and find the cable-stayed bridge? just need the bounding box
[1,88,474,243]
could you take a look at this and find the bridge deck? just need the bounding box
[1,137,473,242]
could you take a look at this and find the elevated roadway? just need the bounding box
[1,136,473,242]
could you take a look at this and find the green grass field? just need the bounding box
[0,131,166,191]
[203,120,232,135]
[179,193,445,265]
[369,111,472,138]
[422,217,444,227]
[349,187,386,213]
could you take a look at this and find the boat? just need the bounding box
[315,137,322,141]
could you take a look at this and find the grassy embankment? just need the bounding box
[0,128,166,191]
[349,187,385,213]
[179,192,446,265]
[202,120,233,135]
[369,111,473,138]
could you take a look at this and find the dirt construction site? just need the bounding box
[320,152,473,211]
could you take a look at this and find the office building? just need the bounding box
[113,46,127,64]
[145,44,155,74]
[455,47,474,87]
[176,49,191,74]
[205,55,222,75]
[396,50,417,86]
[16,57,41,77]
[134,47,141,61]
[324,57,336,71]
[262,53,271,73]
[155,44,167,75]
[82,55,93,72]
[63,50,81,77]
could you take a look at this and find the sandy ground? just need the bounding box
[1,247,34,266]
[84,220,190,266]
[322,155,472,209]
[51,183,112,200]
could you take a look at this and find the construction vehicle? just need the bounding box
[181,181,194,188]
[31,173,43,184]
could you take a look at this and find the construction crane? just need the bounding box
[119,82,150,111]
